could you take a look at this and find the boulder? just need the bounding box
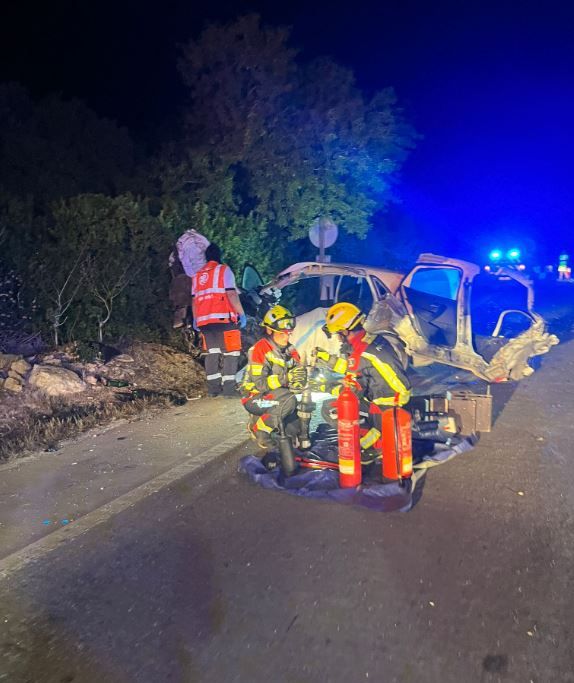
[0,353,20,371]
[11,359,32,375]
[8,370,24,381]
[28,365,86,397]
[4,377,23,393]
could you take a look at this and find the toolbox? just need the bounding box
[410,390,493,434]
[448,391,492,433]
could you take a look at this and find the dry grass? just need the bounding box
[0,390,180,461]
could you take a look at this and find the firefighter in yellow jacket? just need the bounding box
[241,305,307,450]
[311,302,411,458]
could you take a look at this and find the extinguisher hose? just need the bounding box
[392,406,402,482]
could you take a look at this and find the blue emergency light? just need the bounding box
[489,249,502,261]
[507,248,521,260]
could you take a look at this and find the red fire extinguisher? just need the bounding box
[337,381,362,488]
[381,407,413,483]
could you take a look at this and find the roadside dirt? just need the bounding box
[0,342,207,461]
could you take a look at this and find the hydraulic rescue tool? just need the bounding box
[277,416,297,477]
[296,358,317,451]
[276,380,301,477]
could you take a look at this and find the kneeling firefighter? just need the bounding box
[241,305,307,457]
[310,302,411,463]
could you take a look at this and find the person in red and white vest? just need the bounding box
[191,243,246,397]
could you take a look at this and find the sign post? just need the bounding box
[309,218,338,300]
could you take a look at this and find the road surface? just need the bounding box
[1,307,574,682]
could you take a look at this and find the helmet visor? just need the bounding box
[276,316,296,331]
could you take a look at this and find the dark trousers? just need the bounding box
[244,388,301,440]
[201,323,241,396]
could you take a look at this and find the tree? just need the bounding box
[170,13,417,253]
[47,250,87,346]
[159,196,276,279]
[35,194,167,343]
[0,84,136,204]
[0,85,149,344]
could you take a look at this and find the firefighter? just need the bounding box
[310,302,411,460]
[191,243,246,397]
[241,305,307,451]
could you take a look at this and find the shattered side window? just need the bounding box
[410,268,461,300]
[471,274,530,337]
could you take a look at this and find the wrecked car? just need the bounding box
[241,253,559,383]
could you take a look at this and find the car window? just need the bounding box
[334,275,373,312]
[410,267,461,300]
[277,277,333,316]
[241,264,263,291]
[496,311,532,337]
[372,277,390,300]
[471,273,530,336]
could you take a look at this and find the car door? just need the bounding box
[401,266,462,348]
[239,264,265,317]
[468,268,559,380]
[397,255,559,381]
[395,255,486,373]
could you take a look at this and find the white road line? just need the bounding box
[0,431,248,580]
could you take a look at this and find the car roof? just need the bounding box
[275,261,404,277]
[268,261,405,295]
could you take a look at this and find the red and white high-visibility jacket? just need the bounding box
[192,261,238,327]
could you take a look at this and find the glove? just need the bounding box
[308,377,341,395]
[312,347,344,372]
[312,347,331,362]
[238,313,247,329]
[308,377,330,393]
[287,366,307,391]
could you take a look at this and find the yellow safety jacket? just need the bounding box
[242,337,302,396]
[333,331,412,451]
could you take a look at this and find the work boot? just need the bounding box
[247,419,275,451]
[255,431,275,451]
[360,448,380,465]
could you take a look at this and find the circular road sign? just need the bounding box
[309,218,338,249]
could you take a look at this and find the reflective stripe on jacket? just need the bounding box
[192,261,238,327]
[242,337,301,395]
[349,330,411,407]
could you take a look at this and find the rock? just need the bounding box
[43,358,62,366]
[0,353,21,370]
[11,359,32,375]
[4,377,23,393]
[113,354,135,364]
[28,365,87,397]
[85,375,99,385]
[8,370,24,381]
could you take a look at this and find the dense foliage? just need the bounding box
[0,14,417,346]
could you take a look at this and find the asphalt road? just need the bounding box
[2,304,574,682]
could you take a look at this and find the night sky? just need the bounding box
[2,0,573,263]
